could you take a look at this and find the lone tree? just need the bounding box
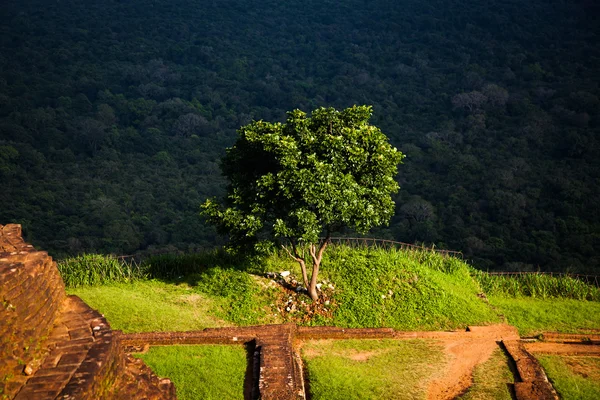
[201,105,404,300]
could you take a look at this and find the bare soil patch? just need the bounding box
[348,351,378,361]
[426,324,519,400]
[525,342,600,355]
[563,356,600,380]
[426,338,500,399]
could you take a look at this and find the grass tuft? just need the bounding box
[58,254,146,287]
[140,249,249,280]
[472,271,600,301]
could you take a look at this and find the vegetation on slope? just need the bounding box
[65,246,500,330]
[61,246,600,398]
[2,0,599,272]
[486,297,600,336]
[472,271,600,301]
[458,348,514,400]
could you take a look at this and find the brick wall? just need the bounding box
[0,224,175,399]
[0,224,66,396]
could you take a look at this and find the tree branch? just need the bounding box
[283,239,309,289]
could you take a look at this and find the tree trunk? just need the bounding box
[307,259,320,301]
[284,236,329,302]
[307,238,329,301]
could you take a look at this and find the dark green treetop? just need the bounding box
[201,105,404,300]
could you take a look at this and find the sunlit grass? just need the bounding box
[136,345,247,400]
[487,297,600,336]
[68,280,232,332]
[301,339,445,400]
[537,355,600,399]
[472,271,600,301]
[458,347,514,400]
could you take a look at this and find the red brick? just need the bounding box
[69,327,92,341]
[58,352,87,367]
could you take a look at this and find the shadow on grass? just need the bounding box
[498,341,519,400]
[141,248,261,284]
[244,340,260,400]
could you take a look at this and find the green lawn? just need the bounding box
[136,345,247,400]
[537,355,600,400]
[487,297,600,336]
[68,280,231,332]
[301,339,446,400]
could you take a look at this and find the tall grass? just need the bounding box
[58,254,146,287]
[472,271,600,301]
[141,248,251,280]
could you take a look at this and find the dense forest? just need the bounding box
[1,0,599,272]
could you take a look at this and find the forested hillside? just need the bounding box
[1,0,598,272]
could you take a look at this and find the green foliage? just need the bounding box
[137,345,246,400]
[472,271,600,301]
[58,254,145,287]
[141,249,248,280]
[63,246,600,336]
[202,105,403,245]
[302,339,445,400]
[1,0,599,274]
[537,355,600,400]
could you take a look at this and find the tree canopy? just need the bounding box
[1,0,599,273]
[202,105,404,299]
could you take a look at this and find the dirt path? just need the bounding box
[426,338,499,399]
[426,324,519,400]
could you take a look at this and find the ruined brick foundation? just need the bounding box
[0,224,176,399]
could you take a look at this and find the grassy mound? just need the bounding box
[256,246,500,329]
[320,247,499,329]
[61,245,600,333]
[64,245,500,331]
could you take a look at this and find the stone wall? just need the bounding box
[0,224,175,399]
[0,224,66,397]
